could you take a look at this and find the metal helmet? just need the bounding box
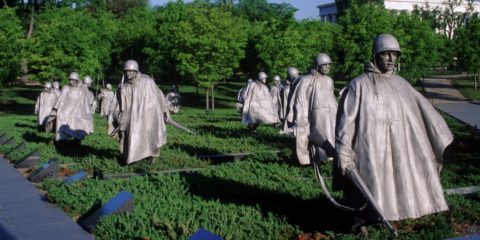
[83,75,93,85]
[258,72,267,81]
[44,82,52,89]
[287,67,299,79]
[315,53,332,68]
[124,60,139,72]
[273,75,281,82]
[372,34,401,56]
[53,81,60,89]
[69,72,80,81]
[106,83,112,90]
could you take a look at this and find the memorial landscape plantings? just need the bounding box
[0,81,479,239]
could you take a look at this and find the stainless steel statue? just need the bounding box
[282,67,302,134]
[241,72,278,132]
[236,79,252,112]
[112,60,169,164]
[293,53,337,165]
[35,82,58,131]
[280,67,300,134]
[98,83,115,117]
[270,75,282,120]
[49,72,95,141]
[165,85,180,114]
[53,81,61,97]
[335,34,453,222]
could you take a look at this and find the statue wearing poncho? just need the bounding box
[98,84,115,117]
[270,75,282,120]
[117,60,168,164]
[293,54,337,165]
[52,72,94,141]
[35,82,58,130]
[241,72,278,129]
[335,34,453,222]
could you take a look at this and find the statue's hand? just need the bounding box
[338,153,355,176]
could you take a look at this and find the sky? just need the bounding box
[149,0,331,20]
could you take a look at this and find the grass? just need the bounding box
[451,76,480,102]
[0,78,479,239]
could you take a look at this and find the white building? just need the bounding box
[318,0,480,23]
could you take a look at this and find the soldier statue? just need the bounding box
[35,82,58,131]
[236,79,252,112]
[335,34,453,228]
[270,75,282,121]
[292,53,337,165]
[49,72,94,142]
[165,85,180,114]
[52,81,61,97]
[98,83,115,117]
[241,72,278,133]
[110,60,169,164]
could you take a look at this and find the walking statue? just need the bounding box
[98,84,115,117]
[35,82,58,131]
[270,75,282,121]
[52,81,61,97]
[332,34,453,235]
[280,67,300,133]
[292,53,337,165]
[236,79,252,112]
[110,60,169,164]
[241,72,278,133]
[282,67,302,134]
[49,72,95,142]
[165,85,180,114]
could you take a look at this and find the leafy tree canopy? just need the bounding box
[0,7,24,85]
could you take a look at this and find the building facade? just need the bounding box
[318,0,480,23]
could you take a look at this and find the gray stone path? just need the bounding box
[0,157,92,240]
[423,76,480,130]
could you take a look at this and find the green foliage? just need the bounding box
[28,7,119,84]
[335,3,393,80]
[0,7,24,85]
[1,84,480,239]
[256,20,340,79]
[393,12,443,81]
[455,16,480,74]
[146,3,248,87]
[336,4,443,82]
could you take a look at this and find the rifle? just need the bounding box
[165,117,196,135]
[109,117,196,137]
[345,165,398,238]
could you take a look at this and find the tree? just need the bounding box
[335,3,393,80]
[28,7,118,84]
[146,2,249,111]
[393,12,443,81]
[413,0,474,40]
[0,7,24,85]
[455,15,480,88]
[256,20,340,79]
[335,0,384,18]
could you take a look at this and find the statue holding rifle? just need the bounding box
[111,60,170,164]
[333,34,453,234]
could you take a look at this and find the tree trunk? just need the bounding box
[211,83,215,112]
[205,88,209,112]
[475,72,478,90]
[2,0,8,7]
[26,2,35,39]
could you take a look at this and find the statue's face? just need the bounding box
[319,64,330,75]
[375,51,398,74]
[53,83,59,89]
[70,79,79,87]
[125,70,137,82]
[260,77,266,84]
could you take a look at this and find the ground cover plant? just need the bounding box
[1,78,479,239]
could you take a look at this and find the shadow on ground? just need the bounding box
[182,172,355,233]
